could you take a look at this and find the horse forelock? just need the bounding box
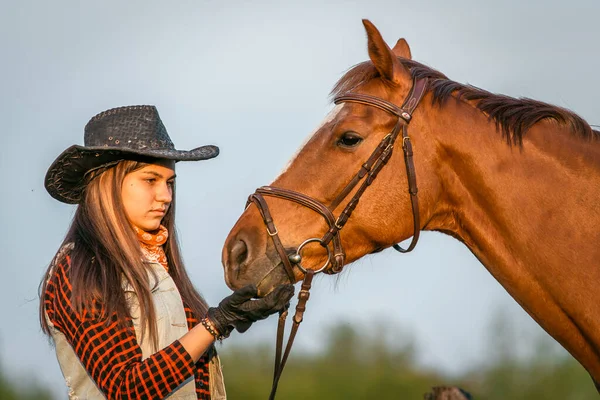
[330,58,599,145]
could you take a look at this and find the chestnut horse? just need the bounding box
[222,20,600,390]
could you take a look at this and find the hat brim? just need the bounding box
[45,144,219,204]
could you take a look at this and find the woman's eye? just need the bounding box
[145,178,156,184]
[337,132,364,148]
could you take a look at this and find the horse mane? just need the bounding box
[330,59,600,146]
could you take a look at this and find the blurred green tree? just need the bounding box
[219,317,598,400]
[0,362,53,400]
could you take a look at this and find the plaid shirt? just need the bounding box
[44,253,212,399]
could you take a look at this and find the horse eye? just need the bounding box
[337,132,364,148]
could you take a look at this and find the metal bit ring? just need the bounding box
[289,238,331,274]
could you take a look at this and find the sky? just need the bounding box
[1,0,599,398]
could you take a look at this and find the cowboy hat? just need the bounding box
[45,105,219,204]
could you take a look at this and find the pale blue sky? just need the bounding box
[1,1,599,398]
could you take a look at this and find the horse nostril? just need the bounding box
[230,239,249,269]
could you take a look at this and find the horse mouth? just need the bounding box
[255,262,293,297]
[224,257,292,297]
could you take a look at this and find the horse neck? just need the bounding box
[419,95,600,380]
[421,95,600,272]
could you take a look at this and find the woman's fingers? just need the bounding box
[240,284,294,318]
[227,284,259,306]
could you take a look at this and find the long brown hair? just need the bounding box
[40,159,208,350]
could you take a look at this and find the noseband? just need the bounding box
[246,77,428,399]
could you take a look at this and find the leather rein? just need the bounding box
[246,77,428,399]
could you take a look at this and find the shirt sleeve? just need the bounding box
[44,254,197,400]
[183,304,212,398]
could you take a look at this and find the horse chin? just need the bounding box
[225,256,292,297]
[255,263,292,297]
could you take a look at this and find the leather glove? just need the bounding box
[206,284,294,338]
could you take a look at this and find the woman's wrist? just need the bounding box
[179,322,217,362]
[201,316,227,340]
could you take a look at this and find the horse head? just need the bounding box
[222,20,441,294]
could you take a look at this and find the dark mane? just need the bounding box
[331,59,599,145]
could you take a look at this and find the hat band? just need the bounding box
[82,160,122,182]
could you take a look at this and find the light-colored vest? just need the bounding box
[46,250,226,399]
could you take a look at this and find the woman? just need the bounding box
[39,105,294,399]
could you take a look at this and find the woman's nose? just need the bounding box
[156,182,173,203]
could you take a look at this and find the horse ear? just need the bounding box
[392,38,412,60]
[362,19,410,84]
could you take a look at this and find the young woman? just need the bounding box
[40,105,294,399]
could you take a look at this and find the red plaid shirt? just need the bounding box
[44,253,212,399]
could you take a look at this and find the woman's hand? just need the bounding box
[206,284,294,338]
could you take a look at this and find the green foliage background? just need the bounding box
[6,316,599,399]
[0,361,52,400]
[218,319,598,400]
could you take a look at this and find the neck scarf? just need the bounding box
[135,225,169,272]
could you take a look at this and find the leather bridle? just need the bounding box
[245,77,428,399]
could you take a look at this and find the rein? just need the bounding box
[246,77,428,399]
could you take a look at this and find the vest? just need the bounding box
[46,250,226,399]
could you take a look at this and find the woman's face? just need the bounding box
[121,160,176,232]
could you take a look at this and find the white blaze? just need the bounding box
[270,104,344,183]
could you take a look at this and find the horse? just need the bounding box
[221,19,600,391]
[424,386,472,400]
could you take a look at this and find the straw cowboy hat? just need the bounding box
[45,105,219,204]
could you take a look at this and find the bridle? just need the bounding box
[248,77,428,399]
[245,77,428,399]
